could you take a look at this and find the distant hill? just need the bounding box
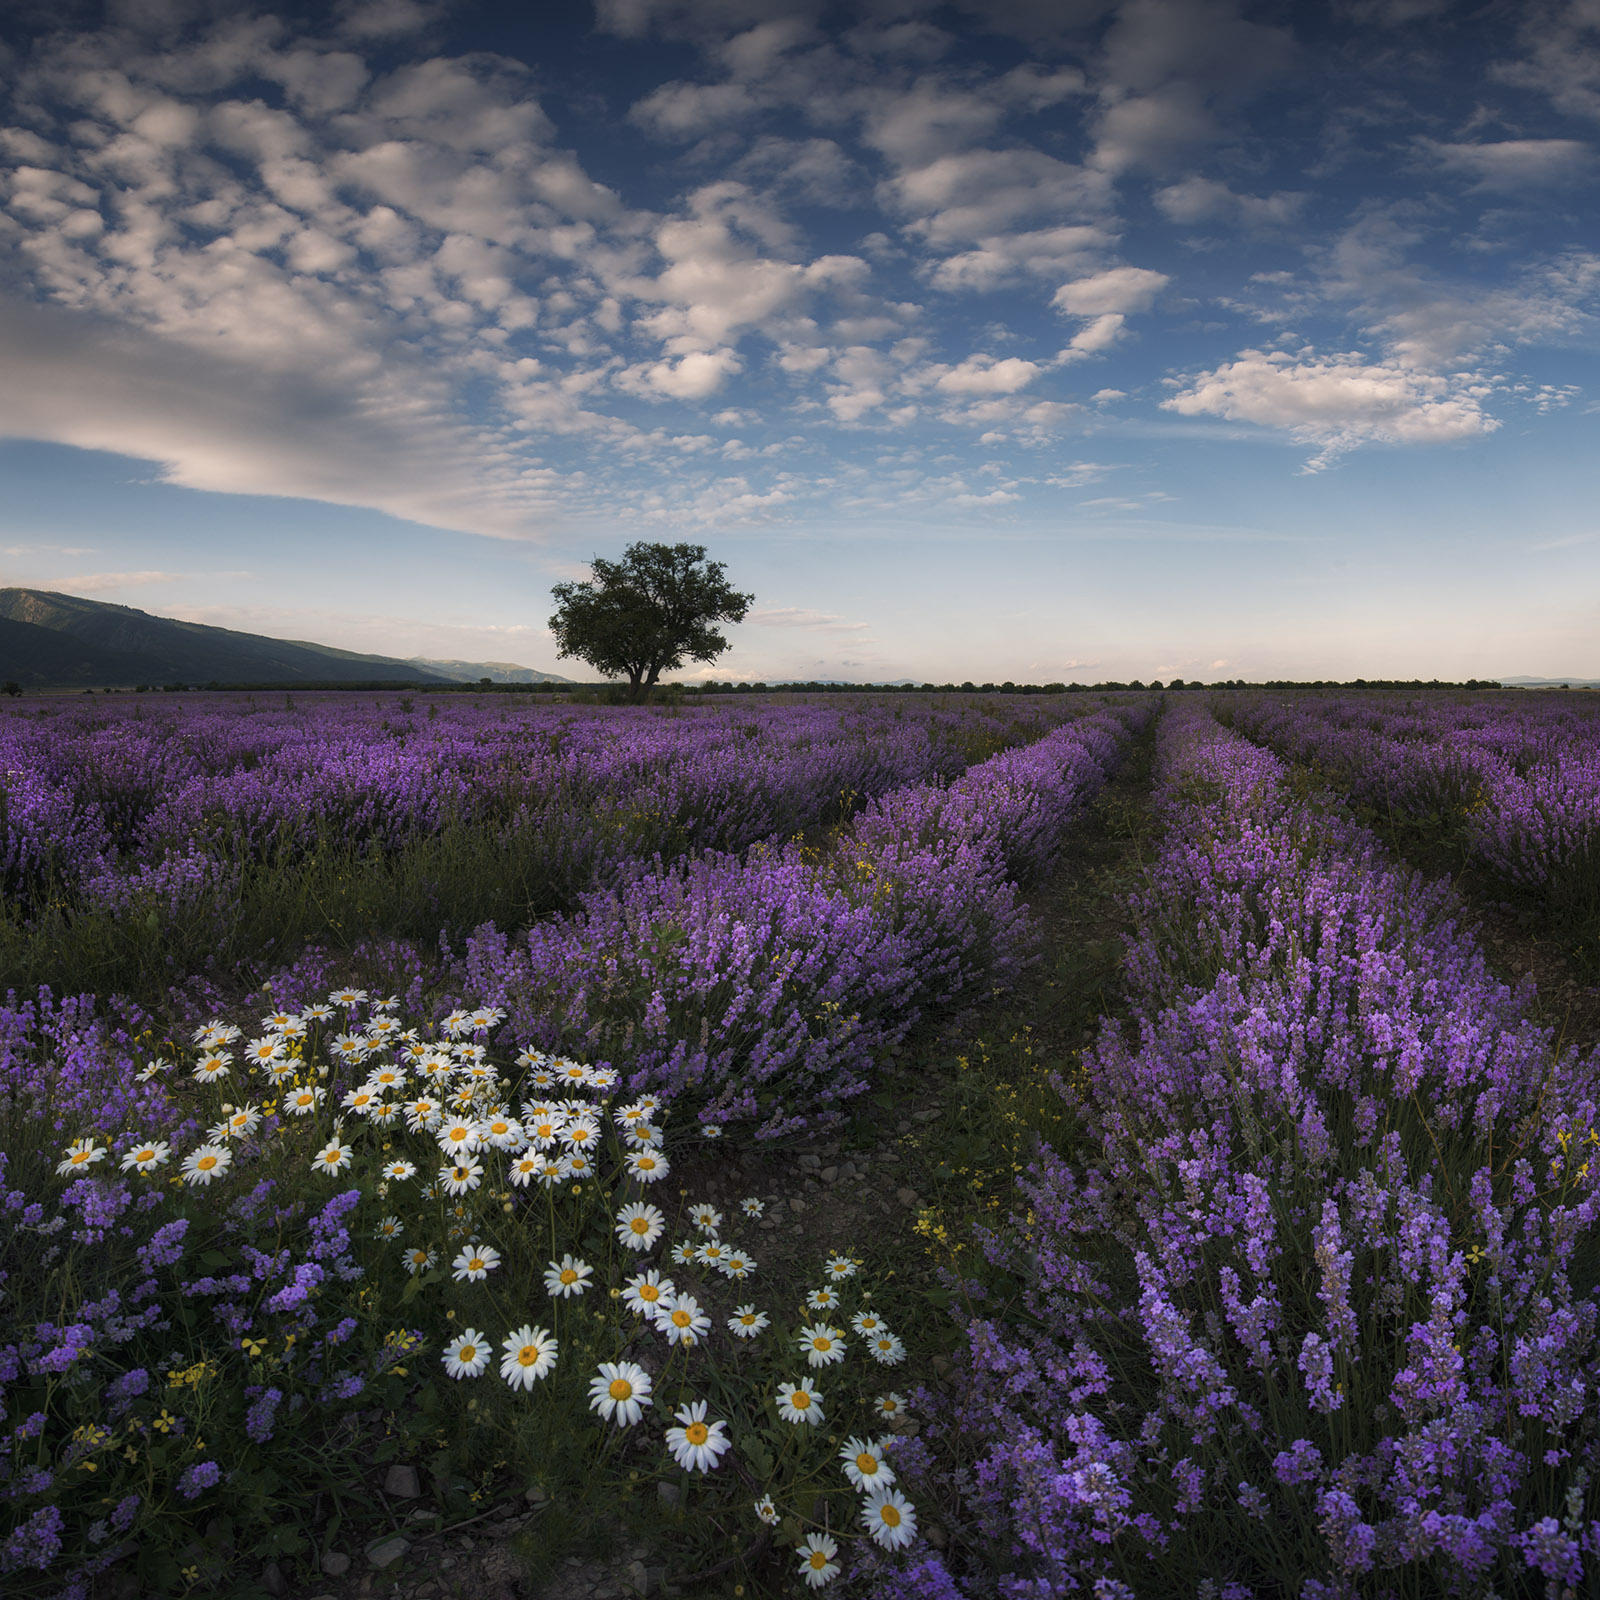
[0,589,566,688]
[1496,676,1600,688]
[407,657,570,685]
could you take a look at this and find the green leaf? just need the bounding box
[200,1249,231,1270]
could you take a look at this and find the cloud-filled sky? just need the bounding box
[1,0,1597,682]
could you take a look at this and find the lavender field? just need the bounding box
[7,688,1600,1599]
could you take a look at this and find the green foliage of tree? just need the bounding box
[548,542,754,703]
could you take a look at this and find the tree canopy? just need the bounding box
[547,542,754,702]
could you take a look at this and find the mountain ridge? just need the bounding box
[0,589,569,688]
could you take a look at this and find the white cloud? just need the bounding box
[1493,1,1600,123]
[1154,176,1305,227]
[1052,265,1169,315]
[0,294,565,538]
[1163,346,1500,469]
[1419,138,1596,192]
[932,354,1041,394]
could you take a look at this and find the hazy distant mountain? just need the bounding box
[1495,676,1600,688]
[0,588,453,687]
[407,657,571,684]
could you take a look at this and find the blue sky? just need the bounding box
[1,0,1597,683]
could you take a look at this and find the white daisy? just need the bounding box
[373,1215,404,1241]
[874,1392,909,1423]
[797,1532,840,1589]
[689,1203,723,1234]
[382,1159,417,1181]
[588,1361,653,1426]
[739,1197,765,1217]
[727,1305,770,1339]
[180,1144,232,1186]
[451,1243,501,1283]
[840,1436,896,1491]
[776,1379,824,1426]
[664,1400,730,1474]
[56,1139,106,1177]
[544,1254,592,1298]
[625,1150,669,1183]
[868,1333,907,1365]
[621,1270,674,1319]
[508,1155,541,1187]
[754,1493,779,1527]
[283,1086,324,1116]
[658,1293,710,1347]
[718,1250,755,1280]
[403,1248,437,1276]
[442,1329,489,1380]
[246,1036,287,1067]
[615,1202,667,1252]
[436,1120,482,1157]
[534,1155,571,1188]
[192,1053,232,1084]
[500,1325,558,1389]
[796,1323,847,1368]
[439,1161,484,1196]
[329,988,368,1008]
[805,1285,842,1312]
[312,1139,354,1176]
[480,1115,524,1151]
[861,1485,917,1550]
[851,1310,888,1337]
[119,1139,170,1173]
[301,1004,335,1023]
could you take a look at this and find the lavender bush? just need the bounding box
[926,704,1600,1598]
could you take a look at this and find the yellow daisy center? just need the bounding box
[197,1155,217,1171]
[136,1149,154,1161]
[640,1285,660,1302]
[813,1337,832,1351]
[791,1391,811,1409]
[630,1218,650,1234]
[857,1453,878,1473]
[570,1127,592,1142]
[637,1156,657,1170]
[609,1377,633,1400]
[809,1552,829,1570]
[469,1257,484,1271]
[71,1151,92,1165]
[685,1422,709,1445]
[880,1506,901,1527]
[459,1344,477,1361]
[672,1309,691,1327]
[560,1269,578,1285]
[518,1345,542,1367]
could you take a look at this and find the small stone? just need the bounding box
[839,1161,858,1179]
[320,1552,351,1578]
[368,1536,409,1570]
[819,1166,838,1183]
[759,1218,776,1230]
[524,1484,547,1505]
[628,1546,649,1561]
[594,1585,621,1600]
[927,1522,949,1550]
[788,1197,805,1213]
[896,1187,919,1207]
[626,1559,652,1596]
[797,1152,822,1169]
[259,1563,286,1597]
[657,1480,681,1508]
[384,1464,421,1499]
[413,1585,440,1599]
[913,1108,940,1122]
[896,1120,913,1134]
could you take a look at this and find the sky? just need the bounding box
[0,0,1597,685]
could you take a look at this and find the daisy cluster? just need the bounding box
[930,703,1600,1596]
[1227,690,1600,923]
[8,979,941,1595]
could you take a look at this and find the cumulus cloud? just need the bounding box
[1163,347,1499,469]
[932,354,1041,393]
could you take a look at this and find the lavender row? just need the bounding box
[1226,691,1600,909]
[930,703,1600,1596]
[454,705,1146,1139]
[0,694,1066,926]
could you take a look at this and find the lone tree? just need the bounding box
[548,541,754,703]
